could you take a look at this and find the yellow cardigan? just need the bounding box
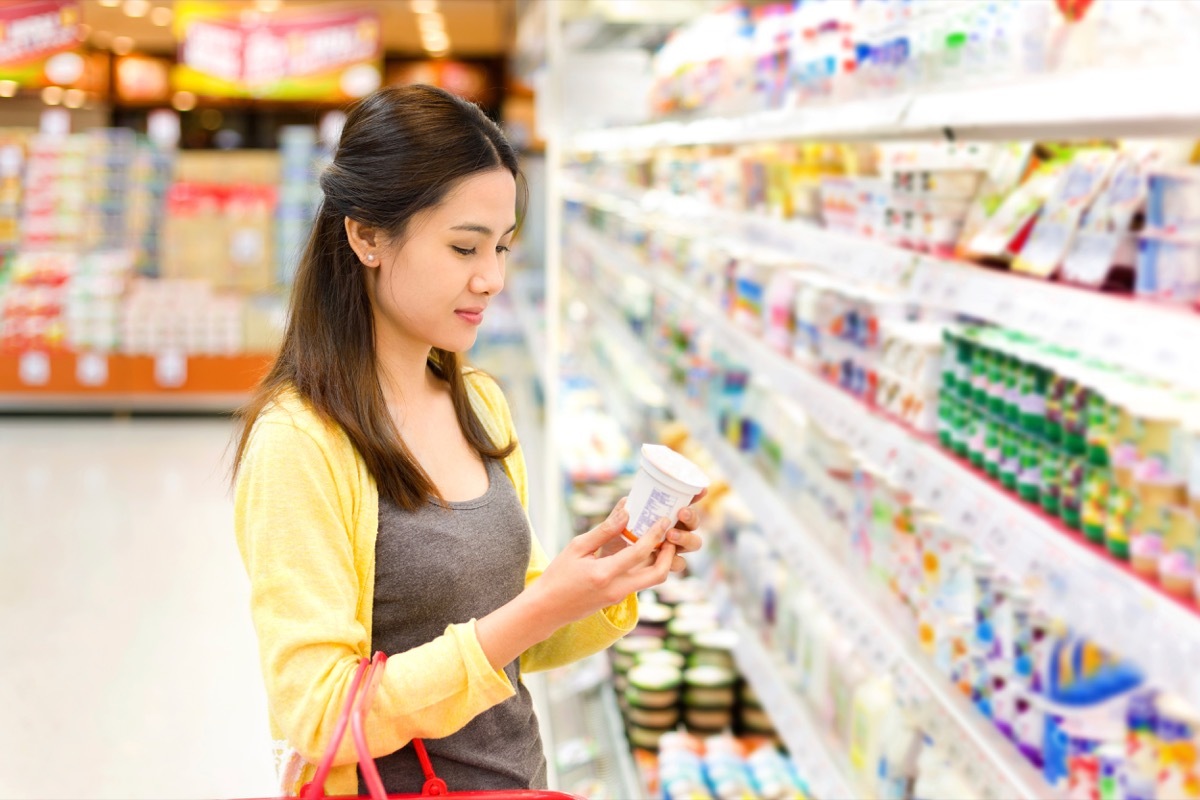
[234,370,638,796]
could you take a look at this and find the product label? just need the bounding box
[629,485,683,540]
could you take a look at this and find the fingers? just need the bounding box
[670,554,687,573]
[665,528,702,554]
[571,499,629,554]
[674,506,701,532]
[607,515,672,573]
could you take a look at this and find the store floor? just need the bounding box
[0,417,278,800]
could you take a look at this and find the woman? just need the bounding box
[231,84,703,796]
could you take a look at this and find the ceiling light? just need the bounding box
[418,14,445,33]
[98,0,120,7]
[112,36,134,55]
[150,6,172,26]
[63,89,85,109]
[41,86,64,106]
[255,0,282,12]
[411,0,438,12]
[123,0,150,17]
[0,81,18,98]
[172,91,197,111]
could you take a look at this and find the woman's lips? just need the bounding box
[455,310,484,325]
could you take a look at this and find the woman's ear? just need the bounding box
[344,217,381,267]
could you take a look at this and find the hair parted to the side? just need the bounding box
[231,84,522,511]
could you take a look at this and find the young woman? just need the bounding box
[231,85,703,796]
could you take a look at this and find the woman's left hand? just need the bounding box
[597,489,706,573]
[664,488,705,572]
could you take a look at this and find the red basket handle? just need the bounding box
[299,651,450,799]
[301,657,371,800]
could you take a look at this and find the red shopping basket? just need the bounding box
[244,652,587,800]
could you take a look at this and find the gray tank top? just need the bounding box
[360,457,547,794]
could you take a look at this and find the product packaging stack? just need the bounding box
[84,128,136,252]
[127,142,174,277]
[120,278,244,356]
[0,131,29,253]
[276,126,322,286]
[64,251,135,354]
[0,251,74,352]
[21,133,89,250]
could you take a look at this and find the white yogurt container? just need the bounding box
[622,444,711,545]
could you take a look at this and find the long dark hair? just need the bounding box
[232,84,521,510]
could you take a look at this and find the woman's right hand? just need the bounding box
[528,500,676,630]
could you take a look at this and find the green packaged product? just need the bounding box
[984,422,1002,479]
[1063,378,1090,458]
[1045,369,1067,447]
[1086,384,1112,467]
[971,345,991,407]
[987,353,1008,416]
[1082,463,1112,544]
[1060,455,1085,531]
[968,414,987,469]
[1041,447,1063,516]
[938,395,955,449]
[1018,364,1048,436]
[1017,436,1043,503]
[1000,429,1020,490]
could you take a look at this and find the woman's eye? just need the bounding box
[452,246,475,256]
[497,245,511,254]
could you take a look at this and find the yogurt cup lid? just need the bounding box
[684,665,736,688]
[638,603,674,625]
[614,636,665,656]
[641,444,710,490]
[636,650,687,669]
[692,630,739,653]
[628,663,683,691]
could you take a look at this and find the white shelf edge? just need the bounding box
[564,180,1200,392]
[569,67,1200,150]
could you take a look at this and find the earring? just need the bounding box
[366,253,375,262]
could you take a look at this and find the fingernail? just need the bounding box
[680,509,692,523]
[668,530,682,544]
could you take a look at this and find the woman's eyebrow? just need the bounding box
[450,222,518,235]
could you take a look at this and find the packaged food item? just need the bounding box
[623,443,711,545]
[1062,148,1159,288]
[965,160,1065,263]
[684,665,738,708]
[956,142,1037,257]
[627,663,684,710]
[1014,148,1120,279]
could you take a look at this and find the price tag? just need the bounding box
[75,352,108,387]
[18,351,50,386]
[154,350,187,389]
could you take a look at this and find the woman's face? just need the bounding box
[369,168,516,354]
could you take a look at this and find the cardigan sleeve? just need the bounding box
[462,373,640,672]
[234,418,516,767]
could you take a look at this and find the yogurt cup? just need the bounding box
[622,444,711,545]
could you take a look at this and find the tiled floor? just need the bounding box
[0,417,278,799]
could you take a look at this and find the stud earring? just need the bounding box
[366,253,375,262]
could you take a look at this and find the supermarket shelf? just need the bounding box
[0,351,273,412]
[578,225,1200,705]
[0,392,250,413]
[584,288,1056,800]
[720,596,859,800]
[574,227,1200,714]
[569,67,1199,149]
[564,181,1200,392]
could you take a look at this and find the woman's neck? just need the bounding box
[374,324,440,419]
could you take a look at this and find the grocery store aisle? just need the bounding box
[0,417,277,800]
